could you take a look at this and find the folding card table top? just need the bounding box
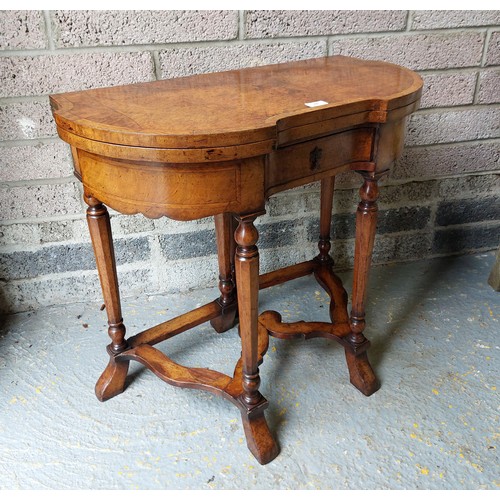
[50,56,422,464]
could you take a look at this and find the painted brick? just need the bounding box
[329,189,358,214]
[258,220,298,249]
[306,206,431,241]
[70,219,88,242]
[436,197,500,226]
[0,100,57,141]
[52,10,238,48]
[244,10,407,38]
[159,229,216,260]
[485,31,500,66]
[432,225,500,254]
[477,69,500,104]
[302,181,435,215]
[0,182,82,221]
[377,181,436,207]
[394,142,500,180]
[159,41,326,79]
[331,32,485,70]
[260,245,307,274]
[266,192,307,218]
[0,220,78,246]
[0,236,150,280]
[334,171,361,189]
[377,206,432,234]
[153,216,204,235]
[330,239,355,268]
[113,236,151,267]
[0,142,73,182]
[0,267,152,314]
[112,213,155,236]
[38,220,75,243]
[373,233,432,263]
[411,10,500,30]
[328,232,433,267]
[160,255,218,294]
[0,223,40,246]
[405,108,500,147]
[420,73,477,109]
[437,174,500,199]
[0,10,46,50]
[0,52,155,98]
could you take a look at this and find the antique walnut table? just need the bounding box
[50,56,422,464]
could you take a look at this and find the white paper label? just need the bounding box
[305,100,328,108]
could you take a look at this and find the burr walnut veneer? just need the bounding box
[50,56,422,464]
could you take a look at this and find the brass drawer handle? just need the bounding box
[310,146,322,171]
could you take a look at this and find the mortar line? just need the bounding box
[2,65,498,106]
[415,102,500,114]
[405,10,413,32]
[480,28,493,67]
[42,10,55,51]
[0,137,62,147]
[405,137,500,149]
[238,10,245,41]
[0,175,77,189]
[473,28,493,104]
[151,51,162,81]
[2,24,499,58]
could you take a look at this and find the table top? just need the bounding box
[50,56,422,150]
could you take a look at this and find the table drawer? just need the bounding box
[266,127,374,195]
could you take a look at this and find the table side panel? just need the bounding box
[77,151,266,221]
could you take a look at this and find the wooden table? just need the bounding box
[50,56,422,465]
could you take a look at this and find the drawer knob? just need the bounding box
[309,146,323,171]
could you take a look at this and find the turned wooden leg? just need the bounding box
[85,195,130,402]
[346,172,382,397]
[234,214,279,464]
[210,213,238,333]
[316,176,335,265]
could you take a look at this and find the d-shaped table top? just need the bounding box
[49,55,423,151]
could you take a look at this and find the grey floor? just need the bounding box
[0,252,499,489]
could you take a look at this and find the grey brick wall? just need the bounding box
[1,10,499,314]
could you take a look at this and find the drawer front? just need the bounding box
[266,127,374,195]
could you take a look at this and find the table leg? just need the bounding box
[317,176,335,265]
[85,195,130,402]
[234,214,279,464]
[210,213,238,333]
[346,172,381,396]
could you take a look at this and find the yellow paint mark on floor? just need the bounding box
[417,465,430,475]
[9,396,27,405]
[410,433,417,439]
[413,423,419,428]
[471,462,484,472]
[432,389,439,395]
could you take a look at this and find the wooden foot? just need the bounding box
[95,352,130,402]
[344,349,380,396]
[240,410,280,465]
[210,301,238,333]
[211,212,238,333]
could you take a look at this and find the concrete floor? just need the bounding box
[0,252,498,489]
